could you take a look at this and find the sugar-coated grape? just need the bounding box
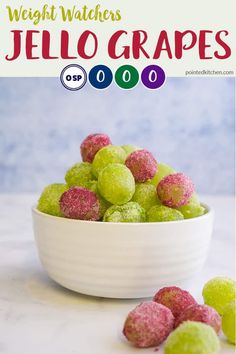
[147,205,184,222]
[125,149,157,182]
[38,133,205,224]
[98,163,135,205]
[132,183,160,211]
[175,304,221,334]
[65,162,95,188]
[103,202,146,222]
[176,193,205,219]
[92,145,126,178]
[123,301,174,348]
[80,133,112,163]
[202,276,236,315]
[164,321,220,354]
[59,186,101,221]
[157,173,194,208]
[37,183,68,217]
[153,286,197,318]
[222,301,236,344]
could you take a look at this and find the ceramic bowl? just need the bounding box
[32,204,214,299]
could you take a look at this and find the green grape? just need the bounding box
[65,162,95,188]
[92,145,126,178]
[103,202,146,222]
[222,301,236,344]
[202,276,236,315]
[177,193,205,219]
[132,183,160,211]
[164,321,220,354]
[98,163,135,205]
[147,205,184,222]
[37,183,68,216]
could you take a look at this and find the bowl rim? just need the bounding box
[32,202,214,226]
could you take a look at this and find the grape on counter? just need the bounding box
[122,277,235,350]
[153,286,197,318]
[222,301,236,344]
[123,301,174,348]
[202,276,236,315]
[164,321,220,354]
[175,304,221,334]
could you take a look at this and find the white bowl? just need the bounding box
[32,204,214,299]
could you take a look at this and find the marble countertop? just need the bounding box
[0,194,235,354]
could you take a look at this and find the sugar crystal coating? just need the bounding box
[37,183,69,217]
[80,133,112,163]
[59,186,101,220]
[92,145,126,178]
[125,149,157,183]
[175,304,221,334]
[164,321,220,354]
[157,173,194,208]
[98,163,135,205]
[153,286,197,318]
[103,202,146,222]
[96,194,111,218]
[132,183,160,211]
[202,276,236,315]
[148,205,184,222]
[65,162,95,188]
[85,180,111,217]
[222,301,236,344]
[149,163,176,187]
[123,301,174,348]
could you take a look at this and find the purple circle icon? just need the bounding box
[141,65,166,89]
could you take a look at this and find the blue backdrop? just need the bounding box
[0,77,234,194]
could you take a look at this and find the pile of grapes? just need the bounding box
[37,133,205,222]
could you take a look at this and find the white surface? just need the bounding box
[32,205,213,298]
[0,194,235,354]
